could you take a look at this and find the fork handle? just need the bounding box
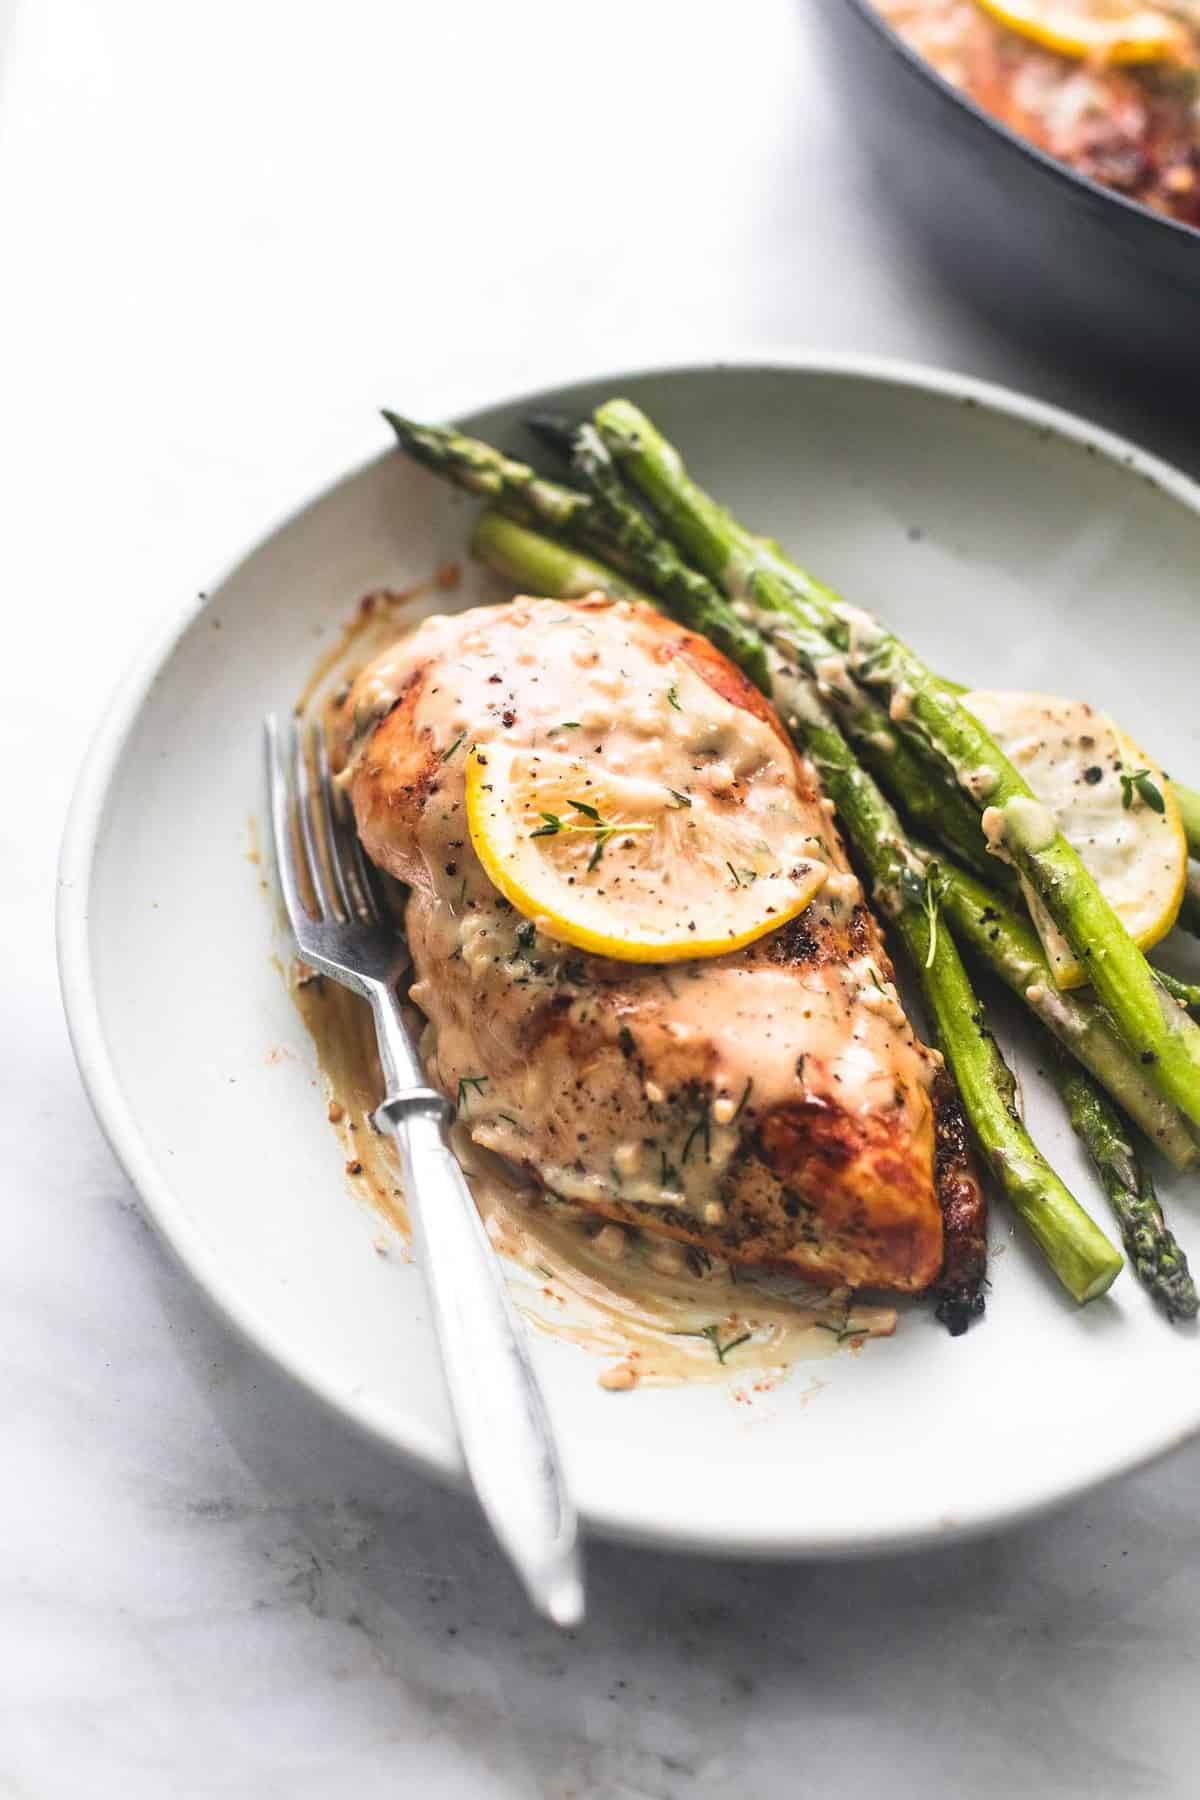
[368,994,584,1628]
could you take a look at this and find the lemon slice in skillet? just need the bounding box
[964,690,1186,989]
[465,744,829,963]
[974,0,1189,64]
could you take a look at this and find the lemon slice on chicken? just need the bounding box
[974,0,1189,64]
[965,690,1186,989]
[465,744,828,963]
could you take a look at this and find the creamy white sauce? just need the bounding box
[964,764,998,800]
[815,654,860,706]
[837,603,886,657]
[1000,795,1059,855]
[980,795,1059,861]
[888,684,914,723]
[981,804,1008,854]
[290,957,896,1391]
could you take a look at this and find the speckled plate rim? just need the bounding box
[57,350,1200,1560]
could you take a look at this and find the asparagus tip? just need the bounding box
[524,410,583,461]
[1161,1281,1199,1324]
[380,408,414,443]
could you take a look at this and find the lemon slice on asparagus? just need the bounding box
[974,0,1189,63]
[964,690,1187,989]
[465,744,828,963]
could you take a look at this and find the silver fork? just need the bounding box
[264,716,584,1628]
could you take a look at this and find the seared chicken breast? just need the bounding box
[336,593,948,1293]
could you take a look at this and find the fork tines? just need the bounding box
[265,713,384,929]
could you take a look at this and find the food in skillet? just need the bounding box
[334,592,981,1304]
[875,1,1200,226]
[369,402,1200,1328]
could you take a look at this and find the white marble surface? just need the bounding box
[5,0,1200,1792]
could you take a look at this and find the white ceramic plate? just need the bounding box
[59,356,1200,1557]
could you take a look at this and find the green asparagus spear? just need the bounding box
[1178,870,1200,939]
[1050,1050,1197,1322]
[769,667,1120,1303]
[385,409,771,689]
[1154,966,1200,1020]
[937,860,1197,1169]
[559,420,773,689]
[383,410,602,541]
[595,398,1200,1136]
[470,510,653,605]
[1171,781,1200,854]
[840,713,1008,885]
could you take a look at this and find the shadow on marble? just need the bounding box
[142,1197,1200,1800]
